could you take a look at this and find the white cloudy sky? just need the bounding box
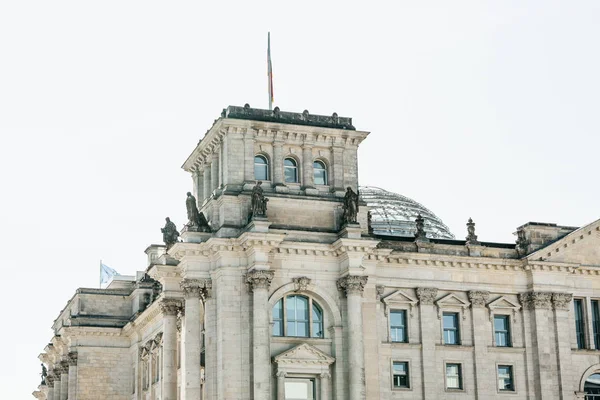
[1,1,599,398]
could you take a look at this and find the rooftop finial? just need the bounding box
[466,217,480,245]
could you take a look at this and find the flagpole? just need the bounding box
[268,32,273,111]
[99,259,102,288]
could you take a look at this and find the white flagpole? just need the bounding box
[99,259,102,288]
[268,32,273,111]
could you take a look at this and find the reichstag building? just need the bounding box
[33,105,600,399]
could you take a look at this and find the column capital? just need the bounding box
[160,298,183,316]
[46,373,56,386]
[337,275,368,296]
[67,352,78,366]
[181,278,212,299]
[468,290,490,307]
[519,291,552,309]
[58,360,69,374]
[552,292,573,310]
[246,270,274,291]
[320,372,331,379]
[276,370,287,378]
[416,287,438,305]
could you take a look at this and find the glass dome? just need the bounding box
[360,186,455,239]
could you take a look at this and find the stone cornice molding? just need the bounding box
[519,291,552,309]
[292,276,311,292]
[336,275,368,296]
[369,252,526,272]
[468,290,490,307]
[552,292,573,310]
[416,287,438,305]
[331,239,379,258]
[525,220,600,262]
[246,269,275,292]
[123,301,161,336]
[61,326,123,338]
[67,352,78,366]
[159,298,183,316]
[181,278,212,299]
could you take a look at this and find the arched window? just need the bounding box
[284,158,298,183]
[585,373,600,397]
[272,295,324,338]
[313,160,327,185]
[254,155,269,180]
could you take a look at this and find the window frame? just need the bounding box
[312,159,328,186]
[284,157,299,184]
[574,298,587,350]
[391,360,411,391]
[271,294,325,339]
[496,363,516,393]
[493,314,512,347]
[254,154,270,181]
[592,299,600,350]
[442,312,461,345]
[444,362,464,392]
[389,309,408,343]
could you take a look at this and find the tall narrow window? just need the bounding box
[443,312,460,345]
[494,315,511,347]
[284,158,298,183]
[273,299,284,336]
[313,160,327,185]
[575,299,586,349]
[287,295,309,337]
[593,300,600,350]
[445,363,463,390]
[312,302,324,338]
[390,310,407,343]
[498,365,514,391]
[392,361,410,389]
[254,155,269,180]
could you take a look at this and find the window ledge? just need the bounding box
[435,344,474,351]
[445,388,466,393]
[488,346,525,353]
[572,348,600,354]
[271,336,332,345]
[382,342,422,349]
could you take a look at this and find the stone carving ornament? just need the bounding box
[293,276,311,292]
[468,290,490,307]
[67,352,78,366]
[159,298,183,315]
[342,187,359,224]
[251,181,269,218]
[181,278,212,299]
[414,214,428,241]
[246,270,275,291]
[416,287,438,305]
[519,291,552,309]
[337,275,368,296]
[551,292,573,310]
[161,217,179,248]
[466,218,480,245]
[185,192,211,232]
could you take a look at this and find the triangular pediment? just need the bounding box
[527,219,600,266]
[274,343,335,365]
[488,296,521,310]
[435,293,470,308]
[382,290,418,306]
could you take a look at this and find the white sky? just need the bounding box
[1,1,599,398]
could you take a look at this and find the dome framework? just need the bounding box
[360,186,455,239]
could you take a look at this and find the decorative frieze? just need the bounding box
[160,299,183,316]
[468,290,490,307]
[519,291,553,309]
[292,276,311,292]
[336,275,368,296]
[246,270,275,291]
[552,293,573,310]
[181,278,212,299]
[416,287,438,305]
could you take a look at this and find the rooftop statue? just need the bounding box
[251,181,269,218]
[40,364,47,385]
[185,192,211,232]
[342,187,359,224]
[161,217,179,248]
[466,217,480,245]
[414,214,428,241]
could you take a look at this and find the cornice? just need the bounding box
[123,300,162,335]
[60,326,123,338]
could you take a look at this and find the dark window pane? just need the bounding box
[392,362,409,388]
[313,161,327,185]
[575,299,586,349]
[498,365,514,391]
[254,156,269,180]
[593,300,600,350]
[443,313,460,344]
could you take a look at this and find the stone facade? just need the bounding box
[34,106,600,399]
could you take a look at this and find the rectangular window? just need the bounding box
[443,312,460,345]
[494,315,511,347]
[497,365,514,391]
[574,299,586,349]
[285,378,315,400]
[392,361,410,389]
[593,300,600,350]
[390,310,407,343]
[446,363,463,390]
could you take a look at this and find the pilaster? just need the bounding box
[210,152,219,193]
[302,143,314,189]
[552,292,574,400]
[67,352,77,400]
[468,290,491,400]
[416,287,438,399]
[203,164,211,201]
[160,298,183,400]
[272,138,284,186]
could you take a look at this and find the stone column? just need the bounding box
[218,141,223,188]
[520,291,553,399]
[194,169,204,205]
[160,299,183,400]
[331,146,344,192]
[468,290,491,400]
[203,164,211,201]
[320,372,330,400]
[416,287,438,400]
[276,371,286,400]
[53,376,61,400]
[302,144,313,188]
[181,279,210,400]
[67,352,78,400]
[59,362,68,400]
[337,275,368,400]
[272,140,284,185]
[210,152,219,193]
[46,375,55,400]
[552,293,574,400]
[246,270,275,400]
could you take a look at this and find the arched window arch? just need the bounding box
[254,155,269,181]
[313,160,328,185]
[284,157,298,183]
[585,373,600,397]
[272,294,324,338]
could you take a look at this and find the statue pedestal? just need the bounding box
[156,253,179,266]
[466,243,484,257]
[339,223,361,239]
[181,230,212,243]
[248,217,271,233]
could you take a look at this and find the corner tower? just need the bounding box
[182,105,370,237]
